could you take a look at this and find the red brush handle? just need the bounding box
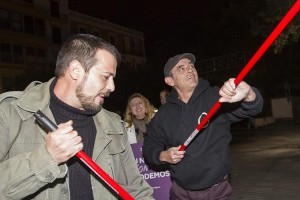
[76,151,134,200]
[179,0,300,151]
[34,111,134,200]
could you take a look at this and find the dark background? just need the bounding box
[67,0,300,115]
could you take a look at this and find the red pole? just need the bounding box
[34,111,134,200]
[76,151,134,200]
[179,0,300,151]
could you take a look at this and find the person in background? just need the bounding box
[0,34,153,200]
[124,93,157,144]
[159,88,170,105]
[143,53,263,200]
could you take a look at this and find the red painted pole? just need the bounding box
[179,0,300,151]
[76,151,134,200]
[34,111,134,200]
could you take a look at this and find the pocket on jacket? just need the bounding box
[107,134,126,155]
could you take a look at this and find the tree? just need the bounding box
[250,0,300,54]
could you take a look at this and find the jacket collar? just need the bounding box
[14,77,124,136]
[13,78,55,120]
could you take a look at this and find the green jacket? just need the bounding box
[0,78,154,200]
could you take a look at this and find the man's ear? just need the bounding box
[69,60,84,80]
[165,77,174,87]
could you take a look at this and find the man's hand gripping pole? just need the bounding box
[34,110,134,200]
[179,0,300,151]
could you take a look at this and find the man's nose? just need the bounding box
[107,77,115,92]
[187,66,193,72]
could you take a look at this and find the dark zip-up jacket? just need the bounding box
[143,78,263,190]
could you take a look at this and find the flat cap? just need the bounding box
[164,53,196,77]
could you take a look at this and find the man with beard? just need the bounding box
[0,34,153,200]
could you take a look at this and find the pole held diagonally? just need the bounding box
[179,0,300,151]
[34,111,134,200]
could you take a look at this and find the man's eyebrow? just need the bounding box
[102,71,116,77]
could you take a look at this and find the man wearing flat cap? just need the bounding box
[143,53,263,199]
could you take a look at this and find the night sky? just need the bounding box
[69,0,229,60]
[69,0,299,61]
[68,1,300,111]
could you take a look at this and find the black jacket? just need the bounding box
[143,78,263,190]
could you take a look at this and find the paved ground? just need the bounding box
[229,120,300,200]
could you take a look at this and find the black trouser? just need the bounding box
[170,177,232,200]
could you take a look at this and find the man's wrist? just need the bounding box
[244,88,256,102]
[159,151,166,162]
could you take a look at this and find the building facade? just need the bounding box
[0,0,146,92]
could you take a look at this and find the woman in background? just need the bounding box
[124,93,156,144]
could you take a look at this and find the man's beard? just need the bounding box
[75,83,103,113]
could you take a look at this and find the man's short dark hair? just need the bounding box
[55,34,121,77]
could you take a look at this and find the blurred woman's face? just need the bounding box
[130,97,146,120]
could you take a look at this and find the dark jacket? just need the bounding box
[143,78,263,190]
